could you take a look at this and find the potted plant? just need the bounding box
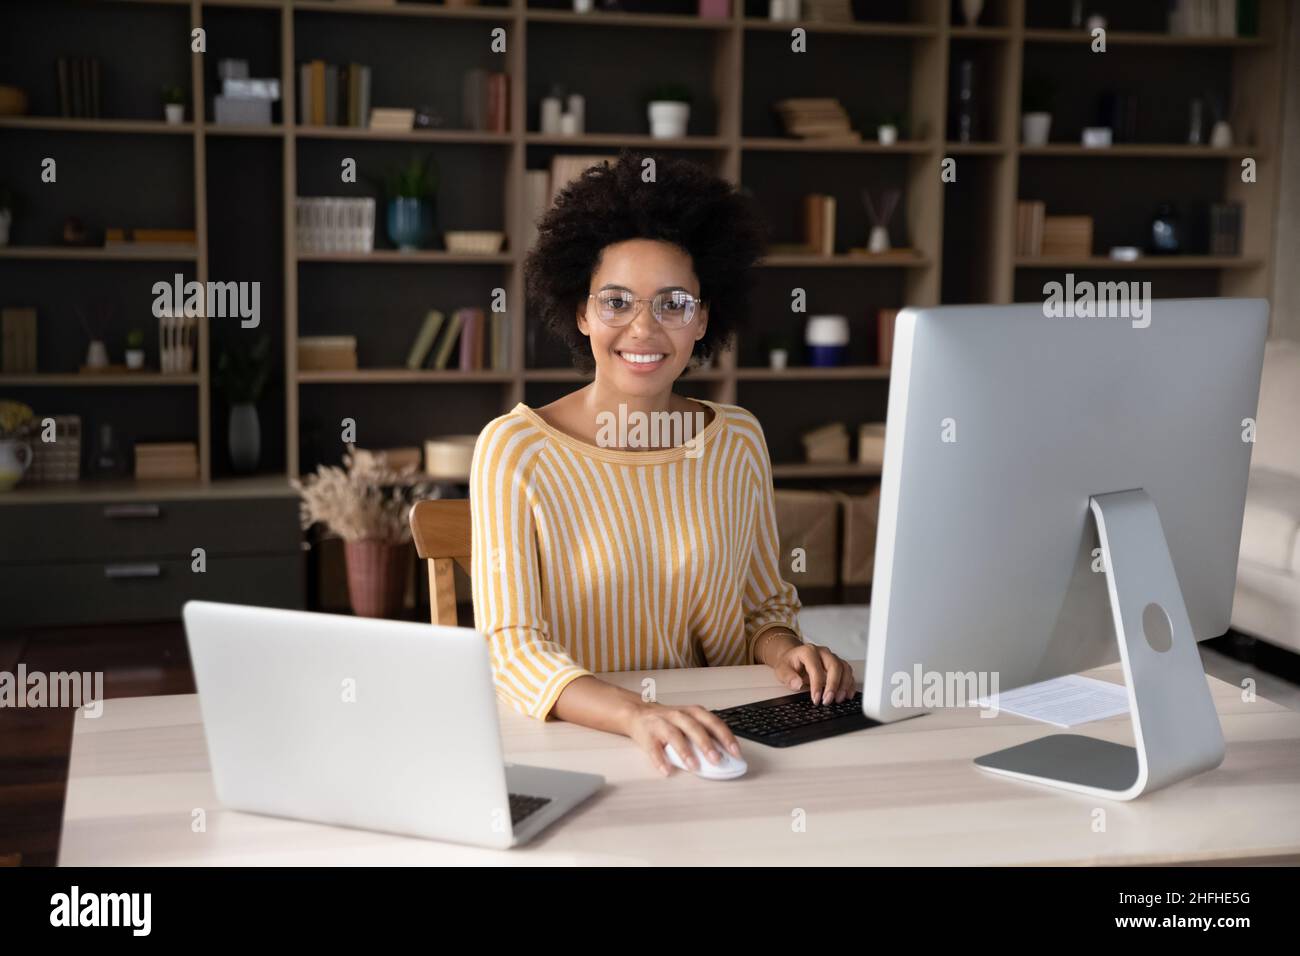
[215,334,271,474]
[0,400,35,492]
[124,328,146,370]
[762,332,795,370]
[877,111,904,145]
[383,154,438,251]
[646,83,693,139]
[162,85,186,124]
[0,184,14,247]
[1021,75,1057,146]
[293,448,435,618]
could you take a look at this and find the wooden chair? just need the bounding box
[409,498,472,626]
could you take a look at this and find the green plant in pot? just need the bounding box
[383,153,439,251]
[215,334,271,474]
[125,328,146,370]
[162,84,186,124]
[1021,74,1058,146]
[646,82,693,139]
[293,447,436,618]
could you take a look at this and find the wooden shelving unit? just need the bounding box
[0,0,1289,500]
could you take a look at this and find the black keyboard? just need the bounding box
[714,691,881,747]
[508,792,552,826]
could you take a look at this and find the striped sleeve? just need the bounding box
[469,415,591,720]
[736,412,805,664]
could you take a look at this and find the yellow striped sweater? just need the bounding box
[469,397,804,719]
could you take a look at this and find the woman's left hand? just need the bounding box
[767,638,857,705]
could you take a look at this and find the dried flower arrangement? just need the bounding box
[292,446,437,544]
[0,400,35,440]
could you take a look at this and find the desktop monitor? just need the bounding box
[863,297,1268,799]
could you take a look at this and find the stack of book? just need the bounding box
[104,228,197,253]
[462,69,510,133]
[298,336,358,372]
[135,442,199,481]
[1041,215,1093,258]
[802,193,837,256]
[297,61,372,127]
[1,307,37,374]
[773,98,860,142]
[1015,200,1047,257]
[405,308,510,372]
[56,56,102,118]
[1209,201,1243,255]
[369,108,414,132]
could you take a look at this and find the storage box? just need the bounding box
[801,421,850,464]
[773,489,840,588]
[858,422,886,467]
[836,486,881,586]
[1041,215,1094,258]
[213,95,272,126]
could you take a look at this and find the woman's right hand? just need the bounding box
[621,701,742,776]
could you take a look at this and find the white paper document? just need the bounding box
[976,674,1131,728]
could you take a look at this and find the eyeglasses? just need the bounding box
[586,288,703,329]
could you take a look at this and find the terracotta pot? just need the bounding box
[344,539,408,618]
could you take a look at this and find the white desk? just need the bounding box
[59,663,1300,865]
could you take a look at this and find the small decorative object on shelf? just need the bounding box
[1150,202,1182,255]
[293,447,436,619]
[646,83,692,139]
[806,315,849,367]
[444,231,504,255]
[1109,246,1142,261]
[573,0,594,12]
[216,334,271,475]
[877,116,900,146]
[216,76,279,127]
[540,85,564,134]
[961,0,985,27]
[1081,126,1112,148]
[28,414,80,484]
[0,84,27,117]
[77,304,110,371]
[60,216,93,247]
[774,97,859,143]
[801,422,850,464]
[769,0,801,21]
[295,198,376,254]
[298,336,358,372]
[1021,74,1056,147]
[90,423,126,479]
[159,312,197,373]
[951,59,977,142]
[861,188,900,254]
[763,333,794,370]
[0,400,35,492]
[162,84,185,124]
[1085,14,1107,32]
[124,328,146,370]
[424,436,477,482]
[858,422,886,467]
[382,154,438,251]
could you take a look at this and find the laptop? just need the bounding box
[183,601,604,849]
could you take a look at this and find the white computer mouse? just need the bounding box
[663,740,748,780]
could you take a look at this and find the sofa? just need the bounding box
[1232,339,1300,655]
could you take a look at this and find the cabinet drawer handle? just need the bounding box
[103,504,162,519]
[104,563,162,579]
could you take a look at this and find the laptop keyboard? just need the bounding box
[508,792,552,826]
[714,691,878,747]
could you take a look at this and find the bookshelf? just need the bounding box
[0,0,1290,498]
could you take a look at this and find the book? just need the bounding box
[298,62,312,125]
[487,72,510,133]
[489,311,510,371]
[356,65,371,129]
[324,63,338,126]
[876,308,898,367]
[56,57,70,117]
[310,60,326,126]
[524,170,550,250]
[458,308,484,371]
[369,107,414,131]
[429,310,464,370]
[405,309,446,369]
[297,336,358,372]
[1041,215,1093,258]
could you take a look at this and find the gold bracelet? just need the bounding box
[755,628,791,666]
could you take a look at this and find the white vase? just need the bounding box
[126,349,145,370]
[648,101,690,139]
[0,439,32,491]
[85,340,109,369]
[1209,121,1233,148]
[868,225,890,253]
[877,124,898,145]
[769,348,788,370]
[164,103,184,124]
[1022,112,1052,146]
[961,0,984,26]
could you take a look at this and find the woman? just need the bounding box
[470,151,855,775]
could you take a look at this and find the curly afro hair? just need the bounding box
[524,150,768,373]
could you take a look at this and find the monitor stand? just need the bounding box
[973,489,1225,801]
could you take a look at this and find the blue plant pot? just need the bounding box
[808,344,847,367]
[387,197,432,251]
